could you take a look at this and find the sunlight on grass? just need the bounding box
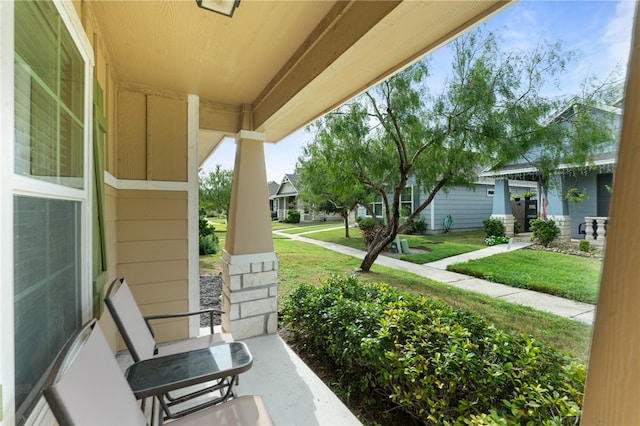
[271,220,342,231]
[277,222,344,234]
[272,239,592,361]
[447,250,601,304]
[400,242,480,263]
[200,230,593,361]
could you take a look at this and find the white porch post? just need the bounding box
[221,131,278,340]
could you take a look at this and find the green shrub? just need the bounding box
[357,217,376,230]
[199,211,215,239]
[579,240,591,252]
[358,217,379,249]
[404,216,427,235]
[199,234,219,255]
[530,219,561,247]
[281,275,585,425]
[285,209,300,223]
[482,218,505,237]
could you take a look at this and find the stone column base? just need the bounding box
[220,250,279,340]
[491,214,515,237]
[548,215,571,242]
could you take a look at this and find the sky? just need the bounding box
[201,0,635,183]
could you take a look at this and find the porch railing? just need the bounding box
[584,216,608,246]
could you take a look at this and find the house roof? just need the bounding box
[274,174,300,197]
[267,181,279,199]
[483,98,622,179]
[482,152,618,179]
[89,1,513,167]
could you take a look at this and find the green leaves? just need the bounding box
[198,165,233,216]
[281,274,585,424]
[299,25,617,272]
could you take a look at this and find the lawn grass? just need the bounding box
[302,227,366,249]
[200,230,594,361]
[271,220,342,231]
[276,221,344,235]
[304,228,486,263]
[447,250,602,304]
[272,239,592,361]
[400,242,480,264]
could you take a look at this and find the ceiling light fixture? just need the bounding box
[196,0,240,17]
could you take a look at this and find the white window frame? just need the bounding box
[400,186,414,215]
[1,1,94,423]
[368,185,414,218]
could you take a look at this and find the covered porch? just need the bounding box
[3,0,640,424]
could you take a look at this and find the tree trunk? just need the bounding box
[342,213,350,238]
[359,232,396,272]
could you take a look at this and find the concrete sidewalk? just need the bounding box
[274,231,595,324]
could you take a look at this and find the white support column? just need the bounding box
[221,131,278,340]
[187,94,200,336]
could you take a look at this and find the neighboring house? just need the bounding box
[268,180,279,217]
[272,174,301,221]
[357,178,537,233]
[271,174,343,222]
[482,99,622,243]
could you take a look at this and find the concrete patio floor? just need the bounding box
[116,329,362,425]
[235,333,361,426]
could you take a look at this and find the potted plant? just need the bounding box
[522,191,535,200]
[565,188,589,204]
[511,193,521,201]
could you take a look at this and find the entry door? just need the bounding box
[597,173,613,217]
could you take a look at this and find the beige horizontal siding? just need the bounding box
[116,189,190,346]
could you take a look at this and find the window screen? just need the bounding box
[13,196,82,422]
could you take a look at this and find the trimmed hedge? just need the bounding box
[281,275,584,425]
[482,218,505,237]
[530,219,561,247]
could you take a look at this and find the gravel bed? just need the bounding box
[199,274,223,327]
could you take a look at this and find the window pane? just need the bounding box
[60,28,84,118]
[14,196,81,421]
[401,187,412,202]
[14,0,85,189]
[14,1,57,92]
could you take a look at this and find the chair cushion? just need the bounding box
[44,322,147,426]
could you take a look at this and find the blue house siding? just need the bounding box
[429,186,494,231]
[563,172,608,239]
[356,181,538,233]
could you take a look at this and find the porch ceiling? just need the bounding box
[90,0,513,162]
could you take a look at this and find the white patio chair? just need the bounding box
[43,319,274,426]
[105,277,235,418]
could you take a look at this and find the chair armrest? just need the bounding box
[145,308,225,334]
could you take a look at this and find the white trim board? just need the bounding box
[104,172,189,192]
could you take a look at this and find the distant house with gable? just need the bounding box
[481,98,622,244]
[271,173,345,222]
[267,180,279,218]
